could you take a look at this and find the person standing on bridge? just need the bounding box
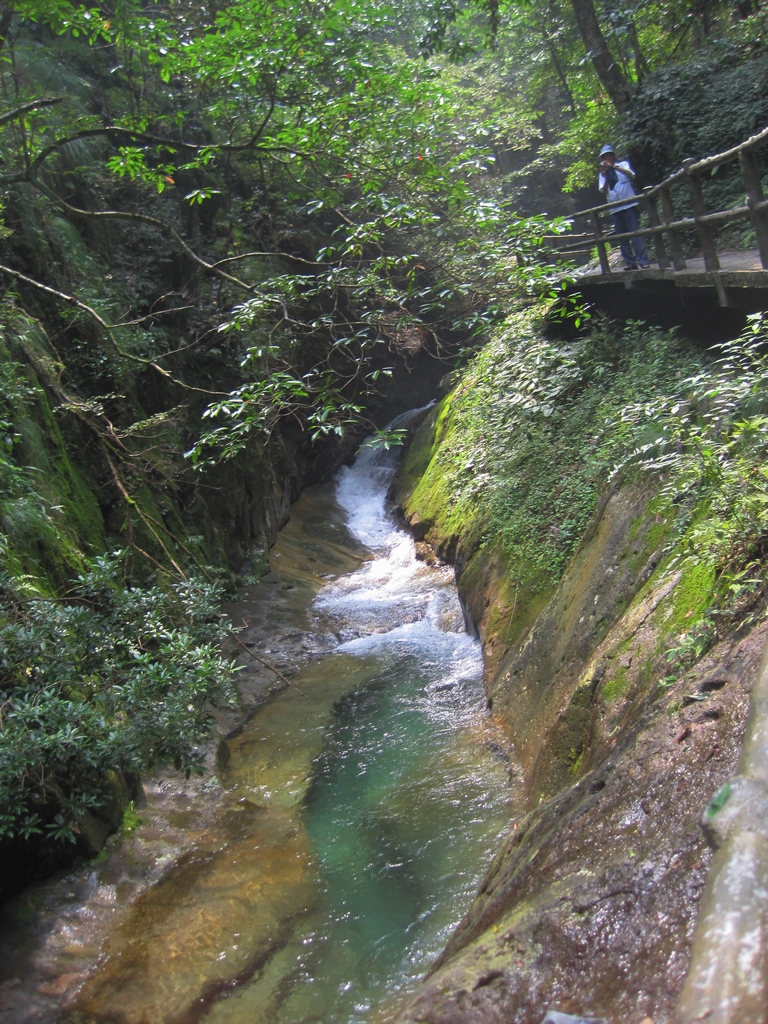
[598,144,651,270]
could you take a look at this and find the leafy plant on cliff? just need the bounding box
[406,312,705,593]
[0,552,236,842]
[614,312,768,644]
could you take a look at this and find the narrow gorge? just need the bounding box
[2,3,768,1023]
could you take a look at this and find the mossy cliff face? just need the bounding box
[0,328,306,897]
[0,325,305,594]
[389,316,766,1023]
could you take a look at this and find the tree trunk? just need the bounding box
[0,7,13,51]
[486,0,500,47]
[569,0,633,112]
[541,28,575,111]
[628,21,650,85]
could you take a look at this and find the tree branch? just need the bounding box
[104,452,188,581]
[25,125,320,180]
[211,250,328,268]
[111,304,196,328]
[0,97,63,127]
[232,623,309,698]
[0,260,229,396]
[43,187,257,294]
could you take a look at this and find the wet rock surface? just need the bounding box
[0,482,365,1024]
[391,412,768,1024]
[0,769,227,1023]
[675,640,768,1024]
[393,621,764,1024]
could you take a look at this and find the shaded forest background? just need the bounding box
[1,0,767,887]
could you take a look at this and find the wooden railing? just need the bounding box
[550,124,768,275]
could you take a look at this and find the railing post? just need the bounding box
[591,211,611,275]
[684,157,721,272]
[643,187,669,269]
[659,185,687,270]
[739,147,768,269]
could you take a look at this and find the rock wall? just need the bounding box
[0,336,307,899]
[389,391,766,1024]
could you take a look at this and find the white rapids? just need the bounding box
[313,414,481,699]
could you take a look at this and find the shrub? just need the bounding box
[0,553,237,842]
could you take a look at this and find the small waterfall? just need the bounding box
[315,416,470,655]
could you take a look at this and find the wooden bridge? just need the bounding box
[551,125,768,315]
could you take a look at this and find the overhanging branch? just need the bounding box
[0,97,63,127]
[0,260,228,396]
[45,190,257,294]
[25,124,320,180]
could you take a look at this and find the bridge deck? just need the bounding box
[554,126,768,318]
[571,248,768,309]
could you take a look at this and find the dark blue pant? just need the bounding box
[611,205,648,267]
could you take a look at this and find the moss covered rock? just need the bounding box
[390,313,768,1023]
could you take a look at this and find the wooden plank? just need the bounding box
[684,159,720,272]
[643,187,670,269]
[739,149,768,269]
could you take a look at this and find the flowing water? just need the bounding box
[0,425,516,1024]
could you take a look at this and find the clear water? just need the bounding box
[5,427,514,1024]
[293,660,512,1023]
[255,438,513,1023]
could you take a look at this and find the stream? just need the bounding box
[0,423,517,1024]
